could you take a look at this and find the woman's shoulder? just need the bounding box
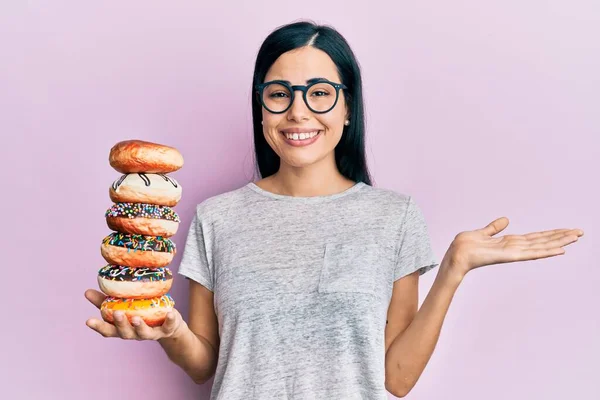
[191,182,254,220]
[361,183,412,205]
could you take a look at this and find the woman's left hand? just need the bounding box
[443,217,584,280]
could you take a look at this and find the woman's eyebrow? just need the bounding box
[277,77,329,84]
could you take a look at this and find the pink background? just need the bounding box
[2,1,598,399]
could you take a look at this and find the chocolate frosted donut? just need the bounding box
[98,265,173,299]
[109,173,182,207]
[100,232,176,268]
[101,294,175,327]
[109,140,184,174]
[105,203,180,237]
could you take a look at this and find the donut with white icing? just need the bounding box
[100,232,176,268]
[109,140,184,174]
[109,173,182,207]
[105,203,180,237]
[97,265,173,299]
[101,294,175,327]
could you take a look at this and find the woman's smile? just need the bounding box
[280,128,323,147]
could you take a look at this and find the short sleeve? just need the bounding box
[394,196,439,281]
[177,206,214,292]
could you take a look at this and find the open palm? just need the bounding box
[447,217,584,277]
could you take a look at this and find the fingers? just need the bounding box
[87,313,164,341]
[86,318,118,338]
[85,289,106,309]
[112,311,138,340]
[503,231,567,246]
[530,233,579,251]
[528,230,577,245]
[86,310,181,341]
[130,316,157,340]
[160,311,179,336]
[497,228,582,263]
[503,229,583,246]
[537,230,572,242]
[521,247,566,261]
[523,228,571,240]
[524,228,584,241]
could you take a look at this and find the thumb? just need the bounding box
[85,289,106,309]
[478,217,509,237]
[160,310,180,336]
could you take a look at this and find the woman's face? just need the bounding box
[260,46,349,169]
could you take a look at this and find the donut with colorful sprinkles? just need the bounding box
[100,232,176,268]
[100,294,175,327]
[105,202,180,237]
[97,265,173,298]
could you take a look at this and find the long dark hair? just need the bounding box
[251,20,373,186]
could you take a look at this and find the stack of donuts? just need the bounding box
[98,140,184,327]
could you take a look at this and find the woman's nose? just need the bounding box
[287,92,311,122]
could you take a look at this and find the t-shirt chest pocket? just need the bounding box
[318,242,393,296]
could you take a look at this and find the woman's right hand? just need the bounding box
[84,289,185,341]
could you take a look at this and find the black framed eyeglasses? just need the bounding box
[255,78,347,114]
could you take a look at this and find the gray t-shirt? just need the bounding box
[177,181,439,399]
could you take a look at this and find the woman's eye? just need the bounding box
[269,92,289,98]
[312,91,329,97]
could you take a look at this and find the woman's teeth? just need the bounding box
[283,131,320,140]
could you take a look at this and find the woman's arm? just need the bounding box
[159,281,220,384]
[85,280,219,385]
[384,258,462,397]
[157,323,218,384]
[384,218,582,397]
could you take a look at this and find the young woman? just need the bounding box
[85,21,583,399]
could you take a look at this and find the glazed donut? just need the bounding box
[109,173,182,207]
[109,140,184,174]
[105,203,180,237]
[100,294,175,327]
[97,265,173,299]
[101,232,176,268]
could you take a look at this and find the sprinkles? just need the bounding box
[105,202,180,222]
[102,232,176,253]
[98,265,172,282]
[101,294,175,311]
